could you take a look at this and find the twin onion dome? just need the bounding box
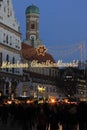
[26,4,40,14]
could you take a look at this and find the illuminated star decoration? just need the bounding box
[36,45,47,56]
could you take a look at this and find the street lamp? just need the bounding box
[37,85,46,100]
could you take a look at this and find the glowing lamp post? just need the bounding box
[37,86,46,100]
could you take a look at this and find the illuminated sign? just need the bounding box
[36,45,47,56]
[0,60,78,68]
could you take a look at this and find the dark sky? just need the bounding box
[13,0,87,62]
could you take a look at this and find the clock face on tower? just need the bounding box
[30,35,36,40]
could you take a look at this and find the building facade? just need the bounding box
[0,0,22,98]
[21,4,61,99]
[59,67,87,101]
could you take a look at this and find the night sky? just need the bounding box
[13,0,87,62]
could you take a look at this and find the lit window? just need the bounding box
[81,91,84,95]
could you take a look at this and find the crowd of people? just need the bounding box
[0,101,87,130]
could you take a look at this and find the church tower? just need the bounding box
[25,4,42,48]
[26,4,39,40]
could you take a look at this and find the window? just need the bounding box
[12,57,15,73]
[7,8,10,17]
[6,54,9,72]
[53,88,56,92]
[6,54,9,62]
[18,26,20,31]
[31,23,35,29]
[7,0,9,5]
[80,91,84,95]
[4,7,6,12]
[3,33,6,43]
[0,4,1,9]
[10,36,12,45]
[23,91,27,97]
[6,35,8,44]
[6,82,9,95]
[50,88,52,92]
